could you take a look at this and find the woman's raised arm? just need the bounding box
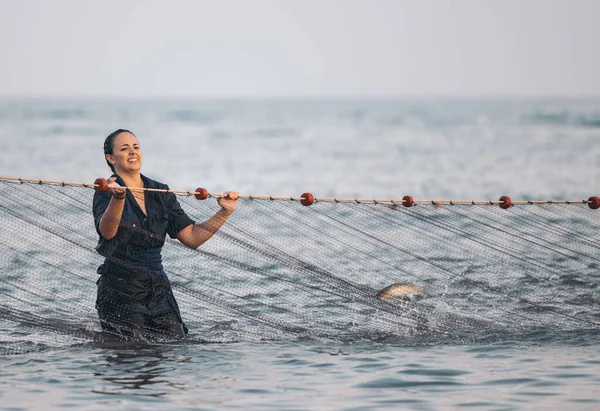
[176,191,239,249]
[98,177,127,240]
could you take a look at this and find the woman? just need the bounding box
[93,129,238,340]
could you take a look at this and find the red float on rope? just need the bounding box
[588,196,600,210]
[499,195,512,209]
[194,187,209,200]
[94,178,108,192]
[300,192,314,206]
[402,195,414,207]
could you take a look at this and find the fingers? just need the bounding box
[107,177,121,188]
[224,191,240,200]
[106,177,125,197]
[217,191,239,214]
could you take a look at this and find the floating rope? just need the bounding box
[1,175,598,209]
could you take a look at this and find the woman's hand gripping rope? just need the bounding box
[217,191,239,216]
[107,176,126,199]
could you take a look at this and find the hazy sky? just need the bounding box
[0,0,598,98]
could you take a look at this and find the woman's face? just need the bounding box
[106,132,142,174]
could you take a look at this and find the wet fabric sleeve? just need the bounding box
[164,187,195,238]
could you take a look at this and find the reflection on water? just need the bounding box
[90,344,197,398]
[93,347,182,397]
[85,342,247,406]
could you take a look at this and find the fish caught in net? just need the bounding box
[1,177,599,354]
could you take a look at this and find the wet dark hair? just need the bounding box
[103,129,136,172]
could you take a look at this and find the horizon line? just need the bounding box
[1,93,600,102]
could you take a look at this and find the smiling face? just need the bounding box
[105,131,142,175]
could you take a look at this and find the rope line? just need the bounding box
[0,175,596,206]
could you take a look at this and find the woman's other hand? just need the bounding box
[217,191,239,215]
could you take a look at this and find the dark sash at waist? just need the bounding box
[103,247,164,274]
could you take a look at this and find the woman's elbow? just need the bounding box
[176,225,203,249]
[180,238,201,249]
[100,229,117,241]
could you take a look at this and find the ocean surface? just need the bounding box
[1,98,600,410]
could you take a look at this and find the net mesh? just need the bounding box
[1,179,599,354]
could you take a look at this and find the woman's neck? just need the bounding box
[115,171,143,188]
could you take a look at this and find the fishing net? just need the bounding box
[1,178,599,354]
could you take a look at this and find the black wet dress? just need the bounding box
[93,174,195,339]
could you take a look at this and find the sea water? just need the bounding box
[0,98,599,410]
